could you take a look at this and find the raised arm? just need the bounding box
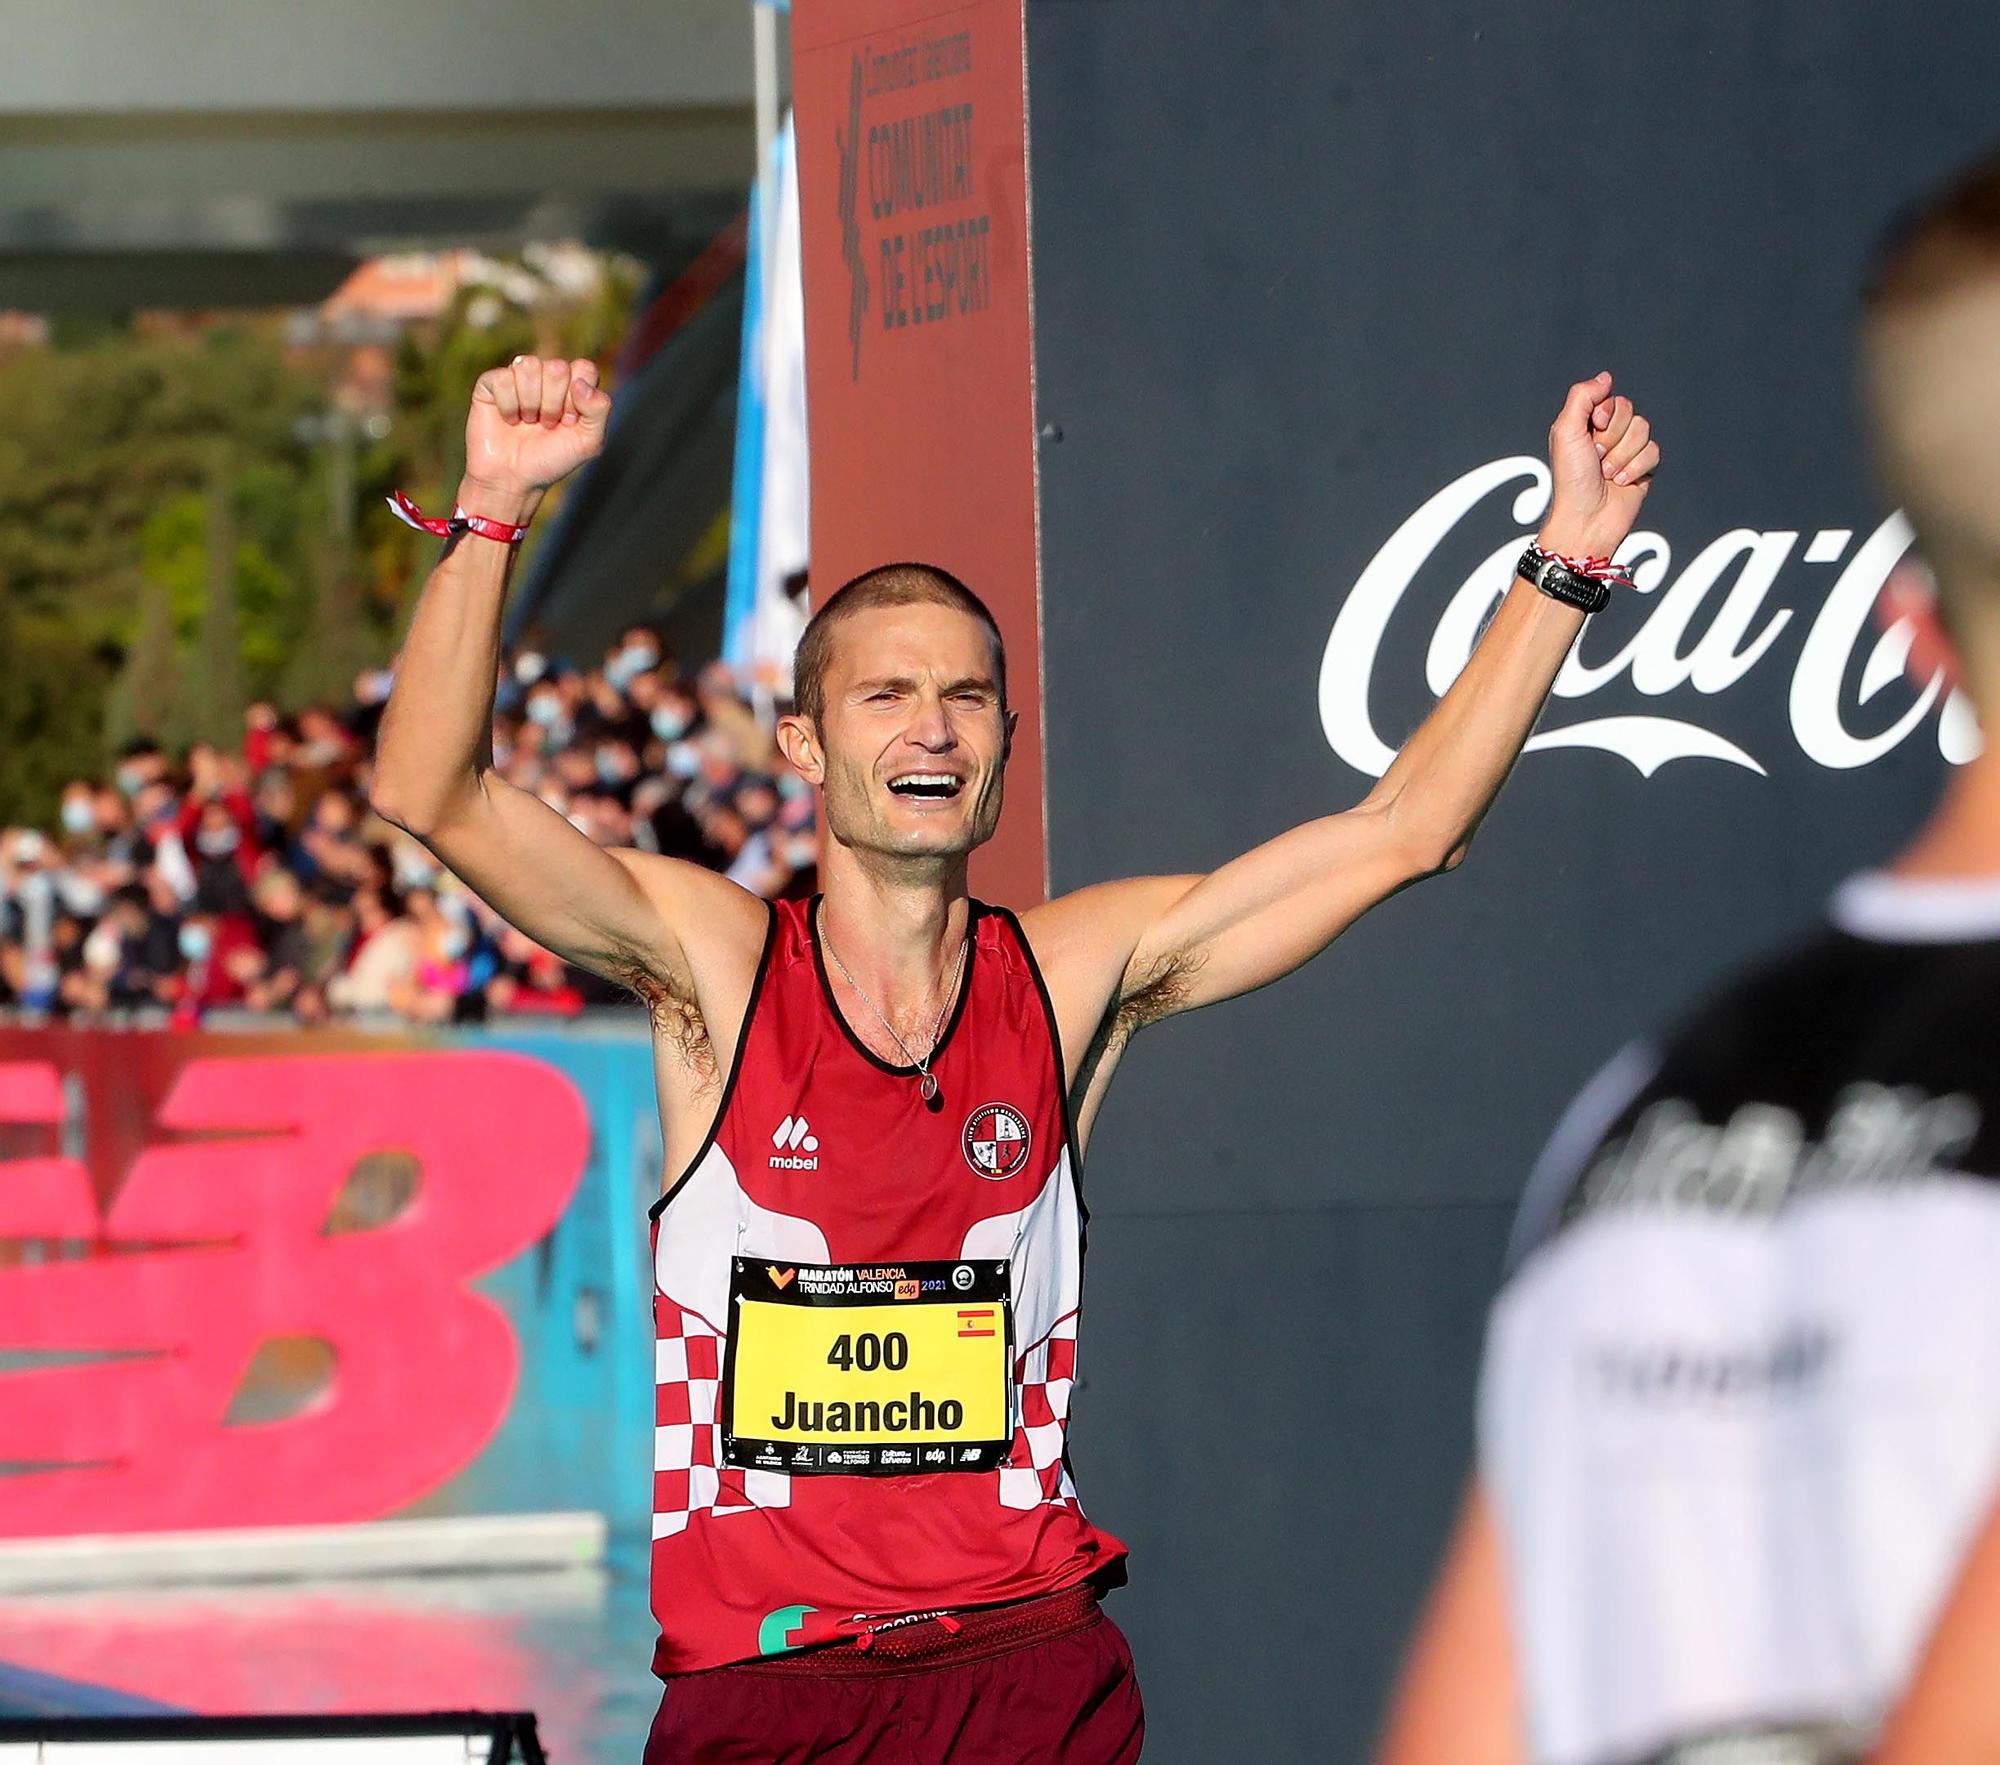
[1057,373,1657,1029]
[368,355,764,1004]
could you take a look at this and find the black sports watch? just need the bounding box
[1517,544,1612,615]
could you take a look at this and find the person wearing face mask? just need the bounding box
[177,751,262,895]
[594,740,643,802]
[649,695,696,746]
[58,784,100,845]
[523,681,574,748]
[166,907,261,1024]
[604,626,665,693]
[188,801,254,917]
[113,738,167,803]
[497,640,559,718]
[4,830,61,1014]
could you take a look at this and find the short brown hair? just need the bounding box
[1863,146,2000,617]
[791,563,1008,725]
[1866,147,2000,314]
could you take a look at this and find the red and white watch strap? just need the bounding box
[386,490,529,545]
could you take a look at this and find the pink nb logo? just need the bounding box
[0,1052,588,1536]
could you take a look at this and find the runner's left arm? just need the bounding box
[1104,373,1658,1021]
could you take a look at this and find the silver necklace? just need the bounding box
[820,906,969,1104]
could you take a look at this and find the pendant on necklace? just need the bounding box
[919,1071,940,1104]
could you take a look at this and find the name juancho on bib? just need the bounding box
[645,896,1127,1676]
[725,1254,1014,1472]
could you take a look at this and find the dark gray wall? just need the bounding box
[1026,4,2000,1758]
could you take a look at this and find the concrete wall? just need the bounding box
[0,0,763,307]
[0,0,751,113]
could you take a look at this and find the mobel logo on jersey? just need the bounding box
[771,1115,821,1171]
[1318,456,1985,781]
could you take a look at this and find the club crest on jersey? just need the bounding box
[963,1103,1032,1180]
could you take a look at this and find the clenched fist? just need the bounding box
[1541,371,1661,560]
[464,354,613,499]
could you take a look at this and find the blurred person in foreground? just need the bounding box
[1379,149,2000,1765]
[1856,153,2000,1765]
[369,351,1658,1763]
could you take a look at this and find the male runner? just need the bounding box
[1377,150,2000,1765]
[370,356,1659,1762]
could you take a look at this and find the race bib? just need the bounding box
[723,1257,1014,1474]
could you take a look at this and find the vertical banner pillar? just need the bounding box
[793,1,1046,904]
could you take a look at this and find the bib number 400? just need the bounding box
[826,1331,909,1373]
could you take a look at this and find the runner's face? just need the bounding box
[814,603,1009,864]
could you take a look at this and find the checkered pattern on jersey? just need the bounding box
[1000,1311,1080,1510]
[653,1295,788,1538]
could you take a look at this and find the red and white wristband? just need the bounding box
[1516,544,1630,615]
[1542,550,1635,589]
[386,489,530,546]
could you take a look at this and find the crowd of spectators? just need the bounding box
[0,629,819,1026]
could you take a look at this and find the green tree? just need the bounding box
[0,322,320,803]
[106,573,187,757]
[0,254,638,826]
[194,455,246,745]
[0,606,112,824]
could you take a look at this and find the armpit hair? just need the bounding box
[1113,943,1205,1038]
[607,950,718,1086]
[1071,944,1207,1107]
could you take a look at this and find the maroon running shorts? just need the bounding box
[643,1585,1145,1764]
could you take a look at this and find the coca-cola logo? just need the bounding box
[1318,456,1984,779]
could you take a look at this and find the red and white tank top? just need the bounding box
[647,894,1127,1676]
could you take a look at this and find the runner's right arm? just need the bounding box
[368,355,766,1001]
[1375,1478,1525,1765]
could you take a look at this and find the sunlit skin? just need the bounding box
[768,602,1020,1034]
[776,603,1016,884]
[374,351,1659,1232]
[366,347,1662,1752]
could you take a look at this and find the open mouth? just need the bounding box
[887,771,966,802]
